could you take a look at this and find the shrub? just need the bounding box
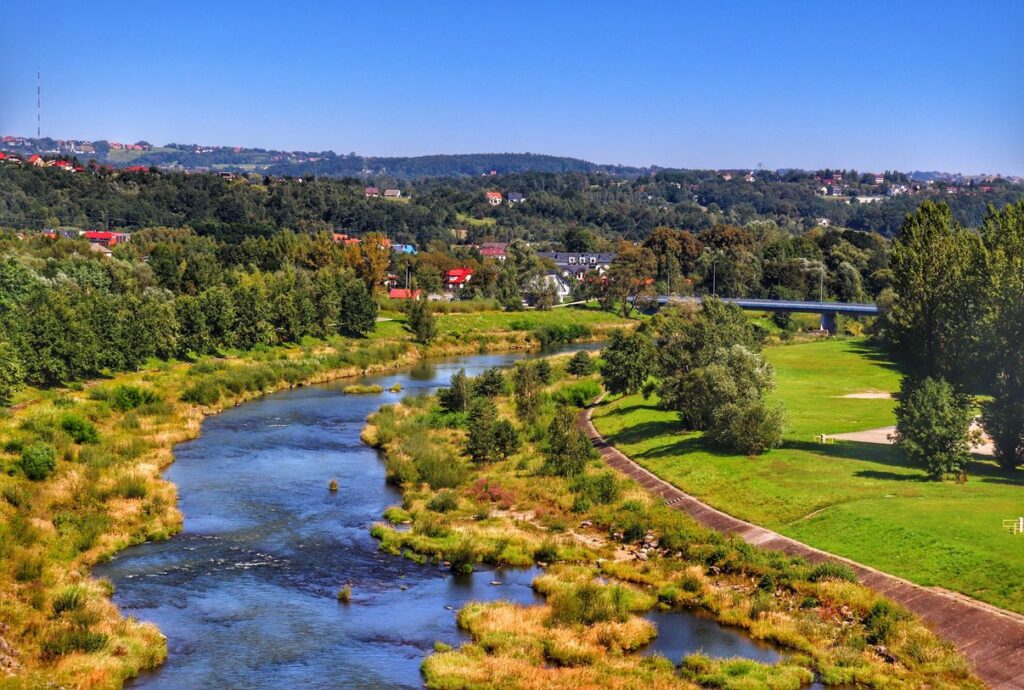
[570,472,620,508]
[2,483,30,509]
[534,539,559,563]
[808,561,858,584]
[20,443,57,481]
[428,490,459,513]
[864,600,912,644]
[894,376,974,479]
[448,539,476,574]
[553,380,602,408]
[41,630,108,658]
[533,323,590,347]
[180,380,222,405]
[112,474,148,500]
[108,385,160,411]
[343,384,384,395]
[60,414,99,444]
[548,582,629,626]
[15,553,44,582]
[51,586,87,616]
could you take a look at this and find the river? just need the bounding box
[96,345,788,689]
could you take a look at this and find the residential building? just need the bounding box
[537,251,615,281]
[383,189,401,198]
[89,242,113,257]
[83,231,131,247]
[507,192,525,204]
[27,154,44,167]
[538,272,572,303]
[874,173,885,185]
[392,243,416,255]
[364,186,380,197]
[388,288,421,300]
[444,267,474,290]
[485,191,502,206]
[479,242,507,260]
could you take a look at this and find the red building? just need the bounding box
[444,267,474,290]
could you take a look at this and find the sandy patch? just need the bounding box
[838,391,892,399]
[831,421,993,456]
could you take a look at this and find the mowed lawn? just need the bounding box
[371,305,631,340]
[592,338,1024,614]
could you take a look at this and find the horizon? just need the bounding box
[2,2,1023,176]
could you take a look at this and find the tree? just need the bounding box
[512,361,543,422]
[497,266,522,311]
[566,350,595,377]
[600,330,657,395]
[347,232,392,292]
[883,202,985,384]
[492,419,521,459]
[978,202,1024,469]
[338,277,378,336]
[466,397,499,463]
[407,300,437,344]
[893,376,974,480]
[540,406,596,477]
[472,367,506,397]
[439,368,471,414]
[706,397,784,455]
[0,338,25,405]
[666,344,776,431]
[603,241,656,317]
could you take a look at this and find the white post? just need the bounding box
[1019,517,1023,534]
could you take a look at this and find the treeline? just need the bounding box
[0,230,377,398]
[880,200,1024,475]
[3,163,1021,249]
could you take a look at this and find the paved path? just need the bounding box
[578,403,1024,690]
[833,422,995,456]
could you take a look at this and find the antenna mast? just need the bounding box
[37,69,41,138]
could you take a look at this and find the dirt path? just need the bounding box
[578,403,1024,690]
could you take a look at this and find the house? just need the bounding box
[444,267,474,290]
[485,191,502,206]
[479,242,507,260]
[873,173,885,185]
[83,231,131,247]
[89,242,113,257]
[332,233,361,245]
[27,154,44,167]
[392,243,417,255]
[388,288,421,300]
[124,165,150,173]
[507,192,525,204]
[537,252,615,281]
[536,272,572,303]
[364,187,380,198]
[383,189,401,198]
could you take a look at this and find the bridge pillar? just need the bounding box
[820,311,837,335]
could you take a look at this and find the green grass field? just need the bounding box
[368,304,630,340]
[592,339,1024,614]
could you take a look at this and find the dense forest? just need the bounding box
[2,164,1021,247]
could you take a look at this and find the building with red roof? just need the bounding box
[444,267,474,290]
[485,191,502,206]
[388,288,421,300]
[83,231,131,247]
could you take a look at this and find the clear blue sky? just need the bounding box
[2,1,1022,174]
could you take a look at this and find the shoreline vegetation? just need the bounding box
[362,354,980,689]
[0,314,615,690]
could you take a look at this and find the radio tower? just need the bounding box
[37,69,41,138]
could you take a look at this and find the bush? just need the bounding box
[864,600,911,644]
[51,586,87,616]
[428,490,459,513]
[566,350,595,377]
[548,582,630,626]
[343,384,384,395]
[112,474,148,500]
[20,443,57,481]
[570,472,620,508]
[706,398,785,455]
[107,385,160,411]
[180,380,222,405]
[2,483,30,508]
[808,561,858,583]
[41,630,108,658]
[553,380,602,408]
[532,323,590,347]
[448,539,476,574]
[59,414,99,444]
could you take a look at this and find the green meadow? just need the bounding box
[592,338,1024,614]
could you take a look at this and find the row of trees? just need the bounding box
[0,232,377,400]
[883,201,1024,474]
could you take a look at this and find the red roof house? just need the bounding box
[388,288,422,300]
[485,191,503,206]
[479,242,507,259]
[444,267,474,289]
[83,231,131,247]
[27,154,44,167]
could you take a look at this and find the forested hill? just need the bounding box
[267,153,646,178]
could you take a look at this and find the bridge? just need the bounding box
[643,296,880,334]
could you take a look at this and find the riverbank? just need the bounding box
[363,355,980,689]
[590,338,1024,616]
[0,317,619,689]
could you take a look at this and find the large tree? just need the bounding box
[600,329,657,396]
[893,376,975,480]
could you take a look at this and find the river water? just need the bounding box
[96,345,786,689]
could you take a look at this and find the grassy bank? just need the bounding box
[0,308,626,688]
[363,355,979,689]
[592,338,1024,614]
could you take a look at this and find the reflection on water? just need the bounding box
[96,343,811,689]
